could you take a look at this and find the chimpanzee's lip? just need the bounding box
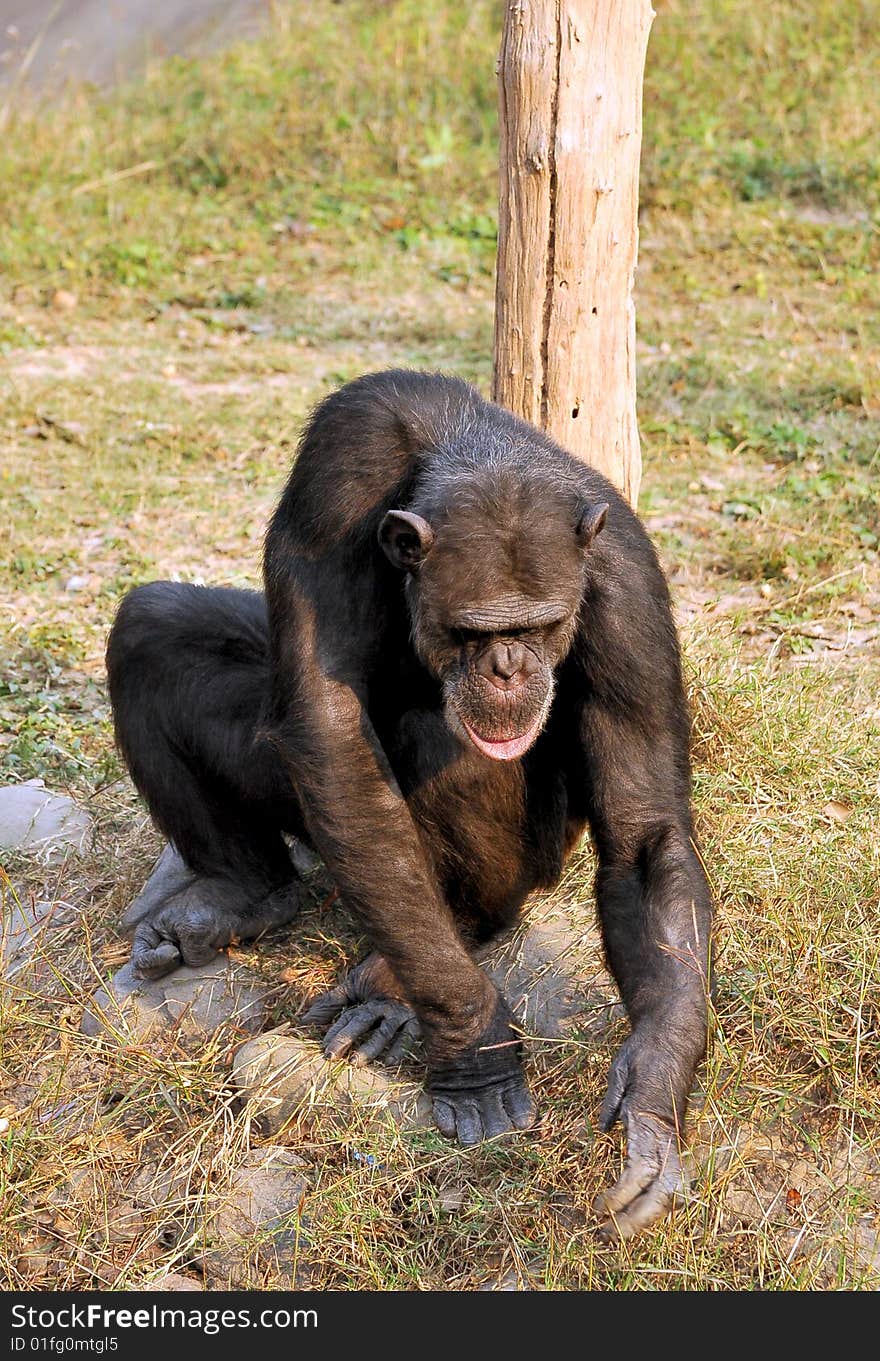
[462,714,543,762]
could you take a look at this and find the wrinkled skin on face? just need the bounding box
[380,473,608,761]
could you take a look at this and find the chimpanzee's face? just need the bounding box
[379,480,607,761]
[430,601,574,760]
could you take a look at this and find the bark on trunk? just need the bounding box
[493,0,654,507]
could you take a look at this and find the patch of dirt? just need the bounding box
[7,344,120,381]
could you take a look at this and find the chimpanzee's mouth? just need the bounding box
[461,713,544,762]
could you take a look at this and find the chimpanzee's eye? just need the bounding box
[450,628,484,647]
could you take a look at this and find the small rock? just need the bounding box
[1,893,77,983]
[478,1263,542,1291]
[81,957,271,1040]
[437,1186,466,1214]
[144,1273,204,1292]
[49,1152,194,1250]
[850,1222,880,1284]
[64,575,90,593]
[233,1032,433,1135]
[51,288,78,312]
[199,1147,311,1287]
[0,780,92,862]
[124,1160,188,1213]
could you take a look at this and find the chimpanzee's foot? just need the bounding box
[119,847,303,980]
[302,953,421,1067]
[120,844,192,931]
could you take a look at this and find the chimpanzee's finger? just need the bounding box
[131,924,181,980]
[594,1110,683,1240]
[302,985,350,1029]
[599,1044,630,1131]
[382,1017,421,1066]
[593,1158,656,1218]
[476,1086,512,1139]
[246,883,303,936]
[322,1001,384,1058]
[350,1004,414,1066]
[176,925,226,969]
[118,847,191,936]
[453,1097,484,1146]
[502,1080,535,1130]
[597,1179,675,1243]
[432,1097,457,1138]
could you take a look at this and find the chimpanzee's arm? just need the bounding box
[572,552,712,1239]
[263,553,533,1144]
[584,707,711,1239]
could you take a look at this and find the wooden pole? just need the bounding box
[493,1,654,508]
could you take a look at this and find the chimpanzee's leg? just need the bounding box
[107,581,306,978]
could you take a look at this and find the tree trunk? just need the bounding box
[493,0,653,508]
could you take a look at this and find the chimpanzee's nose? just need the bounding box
[486,642,527,690]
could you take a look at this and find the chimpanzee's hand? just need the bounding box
[593,1029,689,1241]
[302,954,421,1066]
[122,874,302,980]
[428,995,535,1145]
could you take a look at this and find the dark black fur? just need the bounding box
[107,370,712,1239]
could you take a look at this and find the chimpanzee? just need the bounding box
[107,369,712,1240]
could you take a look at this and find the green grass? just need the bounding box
[1,0,879,1291]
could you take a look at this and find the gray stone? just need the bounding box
[0,780,92,863]
[144,1273,204,1292]
[0,0,270,93]
[81,957,271,1040]
[1,893,77,982]
[850,1222,880,1285]
[53,1158,186,1217]
[199,1147,311,1287]
[48,1150,198,1258]
[478,1264,542,1291]
[482,907,619,1039]
[437,1186,466,1214]
[233,1032,433,1135]
[232,907,614,1138]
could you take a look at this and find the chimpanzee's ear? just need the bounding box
[575,501,609,550]
[378,510,435,571]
